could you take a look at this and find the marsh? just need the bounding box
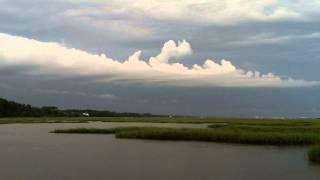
[0,122,319,180]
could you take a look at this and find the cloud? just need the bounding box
[0,82,10,89]
[64,5,153,38]
[67,15,153,38]
[36,89,117,100]
[0,0,152,39]
[66,0,320,25]
[226,32,320,46]
[0,32,318,87]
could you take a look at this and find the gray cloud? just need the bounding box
[0,83,10,88]
[226,32,320,46]
[65,0,320,25]
[35,89,117,100]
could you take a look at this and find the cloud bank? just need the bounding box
[0,33,318,87]
[66,0,320,25]
[36,89,117,100]
[227,32,320,46]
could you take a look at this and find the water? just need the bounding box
[0,122,319,180]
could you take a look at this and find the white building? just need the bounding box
[82,113,90,117]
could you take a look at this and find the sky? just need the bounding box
[1,0,320,117]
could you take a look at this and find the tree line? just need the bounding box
[0,97,156,117]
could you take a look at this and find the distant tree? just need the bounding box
[0,97,160,117]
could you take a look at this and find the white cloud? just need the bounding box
[0,32,318,87]
[226,32,320,46]
[66,0,320,25]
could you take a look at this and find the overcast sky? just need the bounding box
[1,0,320,117]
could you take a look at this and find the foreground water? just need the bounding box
[0,122,319,180]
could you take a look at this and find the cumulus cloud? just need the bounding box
[0,33,318,87]
[66,0,320,25]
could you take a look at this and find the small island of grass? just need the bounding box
[52,126,320,145]
[308,145,320,163]
[52,119,320,164]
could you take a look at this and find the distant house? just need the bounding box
[82,113,90,117]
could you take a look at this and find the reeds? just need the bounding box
[308,145,320,163]
[52,126,320,145]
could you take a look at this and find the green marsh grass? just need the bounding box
[2,117,320,162]
[52,126,320,145]
[308,145,320,163]
[51,119,320,163]
[1,117,320,125]
[53,128,116,134]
